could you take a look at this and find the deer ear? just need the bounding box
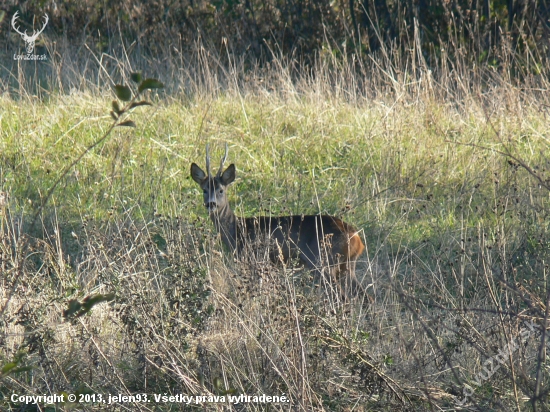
[191,163,206,184]
[221,164,236,185]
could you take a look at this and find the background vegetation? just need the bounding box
[2,0,550,64]
[1,0,550,411]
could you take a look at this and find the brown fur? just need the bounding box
[191,151,365,298]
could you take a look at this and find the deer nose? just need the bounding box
[206,201,217,209]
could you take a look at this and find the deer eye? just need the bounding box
[219,189,223,194]
[203,189,207,194]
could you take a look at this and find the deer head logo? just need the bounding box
[12,11,49,55]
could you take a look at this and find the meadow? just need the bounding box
[1,40,550,411]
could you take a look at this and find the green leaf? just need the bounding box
[213,377,224,392]
[130,72,142,84]
[81,293,115,312]
[118,120,136,128]
[112,100,121,114]
[63,299,82,318]
[114,85,132,101]
[138,78,164,93]
[152,233,167,250]
[64,294,115,319]
[110,111,118,121]
[129,100,152,110]
[1,362,17,375]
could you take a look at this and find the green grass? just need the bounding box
[2,92,548,250]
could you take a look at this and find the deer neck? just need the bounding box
[210,203,238,252]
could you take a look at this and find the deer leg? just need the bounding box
[337,257,363,298]
[341,240,371,300]
[299,247,323,284]
[300,241,341,297]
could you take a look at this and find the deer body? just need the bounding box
[191,145,365,296]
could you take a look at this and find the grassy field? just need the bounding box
[1,49,550,411]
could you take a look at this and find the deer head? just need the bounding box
[12,11,49,54]
[191,143,235,215]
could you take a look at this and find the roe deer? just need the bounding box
[191,144,365,297]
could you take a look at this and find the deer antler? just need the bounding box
[11,11,27,37]
[218,143,228,176]
[205,144,211,176]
